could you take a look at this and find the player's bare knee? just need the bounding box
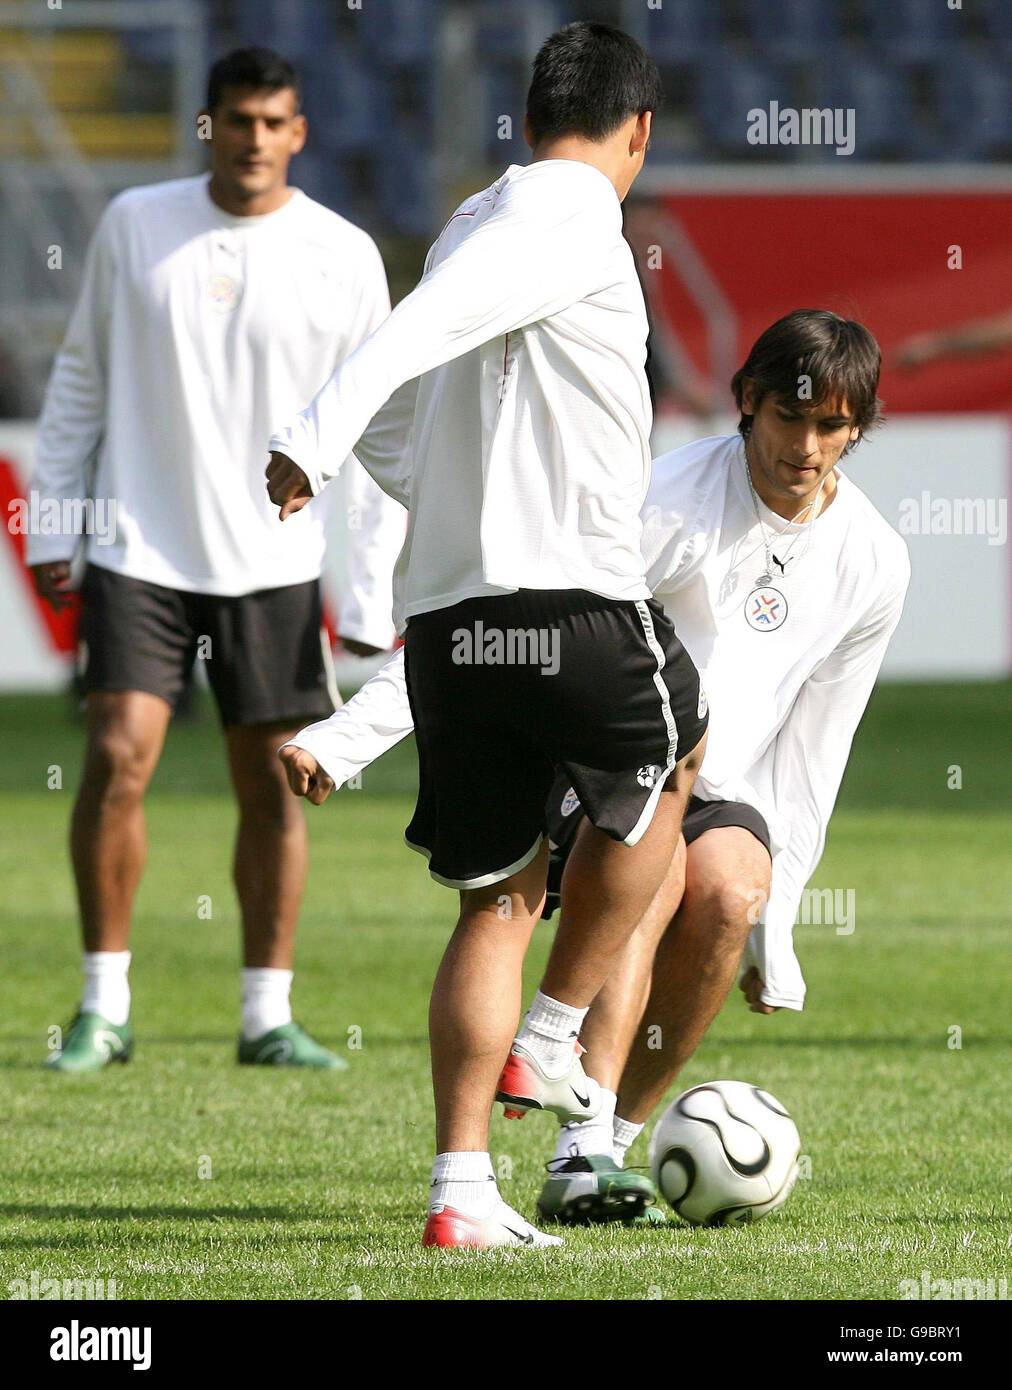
[237,767,304,830]
[699,879,764,949]
[83,728,154,804]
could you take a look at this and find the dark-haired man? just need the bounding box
[268,22,708,1249]
[28,48,404,1071]
[535,309,910,1221]
[280,310,910,1227]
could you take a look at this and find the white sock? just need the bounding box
[552,1088,617,1164]
[612,1115,644,1168]
[81,951,131,1027]
[240,967,293,1041]
[429,1151,499,1217]
[516,989,588,1075]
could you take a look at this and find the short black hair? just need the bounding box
[526,22,662,145]
[205,47,300,114]
[731,310,883,451]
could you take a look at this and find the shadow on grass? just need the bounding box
[0,1203,331,1224]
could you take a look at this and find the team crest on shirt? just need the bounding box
[745,586,788,631]
[206,272,242,312]
[697,685,708,719]
[636,764,662,789]
[560,787,580,817]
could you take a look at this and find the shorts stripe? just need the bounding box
[633,598,679,768]
[320,627,342,712]
[623,766,673,847]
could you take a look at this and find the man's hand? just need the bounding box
[739,966,778,1015]
[30,561,74,613]
[279,745,335,805]
[266,451,313,520]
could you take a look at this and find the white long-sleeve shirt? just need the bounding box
[268,159,654,633]
[287,434,910,1012]
[28,173,404,616]
[640,434,910,1008]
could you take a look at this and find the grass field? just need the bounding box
[1,682,1010,1301]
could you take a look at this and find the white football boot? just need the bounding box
[495,1039,602,1123]
[423,1199,564,1249]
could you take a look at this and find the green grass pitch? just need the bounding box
[0,682,1009,1301]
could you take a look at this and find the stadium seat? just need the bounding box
[645,0,723,65]
[300,48,389,155]
[855,0,961,63]
[291,151,352,216]
[375,130,435,239]
[982,0,1012,52]
[935,50,1012,160]
[815,46,927,160]
[476,0,564,62]
[233,0,333,53]
[359,0,437,69]
[696,56,793,157]
[743,0,840,62]
[478,66,529,162]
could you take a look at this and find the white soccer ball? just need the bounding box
[648,1080,801,1226]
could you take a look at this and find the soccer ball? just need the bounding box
[648,1080,801,1226]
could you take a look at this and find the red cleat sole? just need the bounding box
[422,1207,493,1249]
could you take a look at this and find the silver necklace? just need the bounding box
[740,450,825,631]
[744,454,825,586]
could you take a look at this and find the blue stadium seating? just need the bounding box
[743,0,840,61]
[291,151,353,216]
[478,66,529,161]
[646,0,723,65]
[300,48,389,155]
[816,47,927,159]
[375,130,435,239]
[359,0,438,69]
[855,0,962,63]
[982,0,1012,51]
[696,56,793,156]
[234,0,333,53]
[476,1,564,62]
[935,50,1012,159]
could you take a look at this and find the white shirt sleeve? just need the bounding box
[280,646,413,787]
[337,241,408,650]
[268,163,620,495]
[744,561,911,1009]
[27,198,119,566]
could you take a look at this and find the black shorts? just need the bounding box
[78,563,337,727]
[402,588,708,889]
[541,781,772,919]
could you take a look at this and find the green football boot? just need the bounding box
[47,1011,133,1072]
[237,1022,347,1069]
[537,1153,658,1225]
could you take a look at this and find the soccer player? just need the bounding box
[280,310,911,1227]
[27,48,403,1072]
[267,23,708,1249]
